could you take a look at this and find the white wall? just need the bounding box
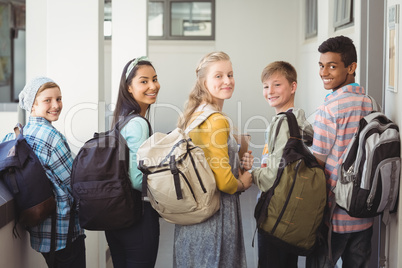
[0,223,46,268]
[149,0,301,162]
[295,0,362,122]
[385,2,402,267]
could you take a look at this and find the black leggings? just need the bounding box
[105,202,160,268]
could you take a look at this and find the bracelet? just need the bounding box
[239,179,245,192]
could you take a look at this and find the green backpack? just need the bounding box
[254,111,327,256]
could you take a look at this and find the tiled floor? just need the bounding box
[154,184,308,268]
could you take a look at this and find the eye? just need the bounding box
[263,86,269,89]
[228,74,233,78]
[275,83,280,87]
[153,78,158,82]
[141,80,148,84]
[57,97,62,102]
[330,65,336,69]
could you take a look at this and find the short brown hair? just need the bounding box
[261,61,297,84]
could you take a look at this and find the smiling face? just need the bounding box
[263,72,296,114]
[319,51,356,91]
[204,60,234,109]
[127,65,160,116]
[31,87,63,122]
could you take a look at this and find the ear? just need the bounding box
[347,62,357,75]
[127,84,134,95]
[291,82,297,94]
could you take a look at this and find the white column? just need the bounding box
[111,0,148,106]
[26,1,107,268]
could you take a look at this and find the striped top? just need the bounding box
[2,117,84,252]
[311,84,374,233]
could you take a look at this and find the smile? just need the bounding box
[145,93,157,96]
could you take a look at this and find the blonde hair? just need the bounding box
[178,51,231,129]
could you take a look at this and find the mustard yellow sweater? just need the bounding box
[188,112,238,194]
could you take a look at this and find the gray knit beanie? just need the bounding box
[19,76,55,112]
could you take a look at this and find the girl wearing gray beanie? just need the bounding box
[2,76,86,268]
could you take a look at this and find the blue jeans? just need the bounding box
[306,226,373,268]
[258,230,298,268]
[105,202,160,268]
[42,234,86,268]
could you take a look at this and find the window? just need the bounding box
[104,0,112,39]
[0,2,26,104]
[305,0,317,39]
[334,0,354,29]
[148,0,215,40]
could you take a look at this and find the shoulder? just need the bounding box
[204,113,229,128]
[126,116,150,128]
[26,121,65,146]
[121,116,150,137]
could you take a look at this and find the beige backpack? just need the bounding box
[137,110,221,225]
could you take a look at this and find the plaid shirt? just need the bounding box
[311,84,374,233]
[2,117,84,252]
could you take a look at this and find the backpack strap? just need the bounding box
[367,95,383,113]
[184,110,220,134]
[14,123,23,137]
[278,111,301,139]
[271,116,285,152]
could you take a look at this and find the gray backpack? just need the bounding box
[335,96,401,219]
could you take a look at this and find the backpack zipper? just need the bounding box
[271,159,302,234]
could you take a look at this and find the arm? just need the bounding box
[252,119,288,192]
[189,114,239,194]
[121,117,150,191]
[311,106,336,170]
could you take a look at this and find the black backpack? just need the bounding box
[254,112,327,256]
[71,114,150,230]
[0,123,56,227]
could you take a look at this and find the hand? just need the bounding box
[237,169,253,192]
[241,150,254,171]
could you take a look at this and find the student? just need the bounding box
[252,61,313,268]
[306,36,374,267]
[173,51,254,268]
[2,76,86,268]
[104,57,160,268]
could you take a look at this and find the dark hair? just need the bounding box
[318,35,357,69]
[112,58,155,126]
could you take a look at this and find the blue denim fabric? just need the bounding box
[41,234,86,268]
[258,230,298,268]
[306,227,373,268]
[105,202,160,268]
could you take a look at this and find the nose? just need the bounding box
[223,75,231,84]
[52,99,61,109]
[320,66,329,76]
[149,81,159,91]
